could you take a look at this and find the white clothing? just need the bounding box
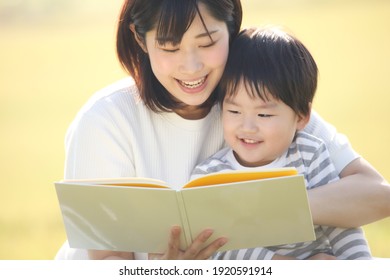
[55,78,359,259]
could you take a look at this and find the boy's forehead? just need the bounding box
[225,80,273,101]
[224,92,278,108]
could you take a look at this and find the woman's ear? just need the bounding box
[129,24,148,53]
[297,102,312,130]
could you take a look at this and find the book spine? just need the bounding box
[175,191,192,249]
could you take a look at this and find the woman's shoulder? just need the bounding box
[67,77,149,133]
[80,77,142,113]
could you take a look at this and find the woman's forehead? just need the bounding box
[154,2,215,44]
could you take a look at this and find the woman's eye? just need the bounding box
[161,48,179,53]
[200,41,216,48]
[157,42,179,53]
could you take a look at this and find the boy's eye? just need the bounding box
[258,114,272,118]
[227,110,240,114]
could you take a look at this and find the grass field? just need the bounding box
[0,0,389,259]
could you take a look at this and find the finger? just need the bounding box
[148,253,164,260]
[165,225,182,259]
[182,229,215,259]
[197,237,228,260]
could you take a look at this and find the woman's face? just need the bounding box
[144,3,230,118]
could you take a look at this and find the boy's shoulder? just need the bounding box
[294,130,327,150]
[288,131,330,162]
[192,147,234,176]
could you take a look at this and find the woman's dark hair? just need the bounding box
[218,27,318,117]
[116,0,242,112]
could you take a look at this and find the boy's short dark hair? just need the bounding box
[218,26,318,117]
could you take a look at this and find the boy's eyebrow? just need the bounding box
[255,102,277,109]
[223,98,239,106]
[224,97,278,108]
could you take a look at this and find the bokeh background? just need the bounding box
[1,0,389,259]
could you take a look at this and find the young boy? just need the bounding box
[191,27,372,260]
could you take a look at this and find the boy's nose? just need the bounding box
[241,117,258,132]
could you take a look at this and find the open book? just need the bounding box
[55,168,315,253]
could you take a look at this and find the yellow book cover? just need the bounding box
[55,168,315,253]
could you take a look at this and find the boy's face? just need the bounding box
[222,83,309,167]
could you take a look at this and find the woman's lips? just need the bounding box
[176,76,207,93]
[178,77,206,89]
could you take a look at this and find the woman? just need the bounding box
[56,0,390,260]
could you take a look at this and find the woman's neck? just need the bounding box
[173,105,211,120]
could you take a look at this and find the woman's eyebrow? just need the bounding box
[195,29,218,39]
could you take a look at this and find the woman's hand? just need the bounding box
[148,226,228,260]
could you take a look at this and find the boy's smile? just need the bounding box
[222,82,309,167]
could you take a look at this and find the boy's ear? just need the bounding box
[297,103,312,130]
[129,24,148,53]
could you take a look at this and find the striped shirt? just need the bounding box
[191,131,372,260]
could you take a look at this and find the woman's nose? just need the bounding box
[179,50,203,74]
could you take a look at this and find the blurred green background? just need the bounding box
[0,0,389,259]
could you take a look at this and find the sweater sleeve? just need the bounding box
[303,111,360,174]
